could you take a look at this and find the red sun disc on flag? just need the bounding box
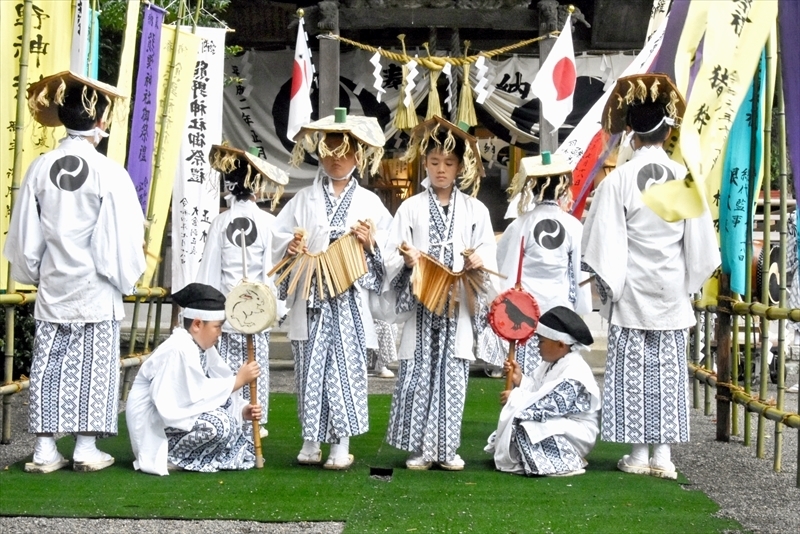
[552,57,576,101]
[290,60,304,98]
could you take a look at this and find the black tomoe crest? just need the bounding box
[49,155,89,191]
[225,217,258,247]
[636,163,675,192]
[533,219,566,250]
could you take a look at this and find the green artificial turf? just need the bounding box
[0,378,745,533]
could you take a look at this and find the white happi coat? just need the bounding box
[493,350,601,474]
[581,146,719,329]
[3,136,146,321]
[497,202,590,315]
[126,328,246,476]
[272,178,393,347]
[383,188,499,361]
[197,198,284,332]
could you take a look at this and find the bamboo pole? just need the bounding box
[3,0,33,445]
[692,299,701,409]
[774,55,787,473]
[688,364,800,430]
[704,309,713,416]
[757,54,770,459]
[732,309,740,436]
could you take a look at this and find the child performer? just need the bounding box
[582,74,719,480]
[383,116,497,471]
[197,144,288,438]
[492,152,590,378]
[126,283,261,475]
[274,108,392,470]
[487,307,600,476]
[4,71,145,473]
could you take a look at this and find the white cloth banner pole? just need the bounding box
[70,0,90,75]
[171,27,227,292]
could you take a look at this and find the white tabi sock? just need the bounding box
[73,434,113,463]
[32,436,60,465]
[630,444,650,466]
[329,437,350,462]
[300,440,321,456]
[652,443,673,468]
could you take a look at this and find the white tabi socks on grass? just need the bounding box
[73,435,114,466]
[32,436,61,465]
[329,437,349,463]
[298,440,322,464]
[630,443,649,466]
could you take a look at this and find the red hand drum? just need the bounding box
[488,287,541,344]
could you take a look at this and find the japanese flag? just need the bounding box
[287,18,314,141]
[531,14,576,132]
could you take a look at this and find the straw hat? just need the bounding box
[602,73,686,135]
[403,115,485,197]
[27,70,123,128]
[209,144,288,209]
[290,107,385,178]
[508,151,572,214]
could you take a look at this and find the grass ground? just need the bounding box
[0,378,745,533]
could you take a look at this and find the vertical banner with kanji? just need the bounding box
[142,25,202,286]
[70,0,89,74]
[127,3,165,212]
[171,26,226,293]
[1,0,73,290]
[106,0,141,165]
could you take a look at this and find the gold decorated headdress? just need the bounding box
[26,70,123,128]
[209,144,289,210]
[602,73,685,135]
[508,151,572,214]
[290,107,386,178]
[403,115,485,197]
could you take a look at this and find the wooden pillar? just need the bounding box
[318,7,340,117]
[537,0,558,153]
[715,272,732,442]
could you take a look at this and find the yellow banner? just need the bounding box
[106,0,141,165]
[1,0,73,291]
[142,26,202,286]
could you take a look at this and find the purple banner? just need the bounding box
[651,0,690,79]
[127,4,165,212]
[779,0,800,201]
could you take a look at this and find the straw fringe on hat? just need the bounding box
[602,73,685,135]
[508,152,572,214]
[26,70,123,128]
[209,144,289,210]
[289,108,386,178]
[402,115,485,197]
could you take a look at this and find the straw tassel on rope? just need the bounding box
[423,42,442,120]
[393,34,419,131]
[457,41,478,128]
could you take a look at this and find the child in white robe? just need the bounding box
[487,306,600,476]
[126,283,261,475]
[197,144,287,438]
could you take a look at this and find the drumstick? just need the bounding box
[247,333,264,469]
[579,274,596,287]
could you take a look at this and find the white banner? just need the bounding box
[171,27,227,292]
[70,0,89,75]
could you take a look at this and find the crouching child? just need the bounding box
[486,306,600,477]
[127,283,261,475]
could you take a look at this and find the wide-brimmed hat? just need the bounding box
[27,70,123,128]
[602,73,686,135]
[508,151,572,214]
[209,144,288,208]
[403,115,485,197]
[290,107,385,178]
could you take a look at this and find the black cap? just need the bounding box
[172,283,226,321]
[536,306,593,346]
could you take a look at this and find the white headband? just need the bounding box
[633,115,675,135]
[536,323,577,345]
[65,127,109,145]
[182,308,226,321]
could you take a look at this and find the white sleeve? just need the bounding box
[3,171,45,285]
